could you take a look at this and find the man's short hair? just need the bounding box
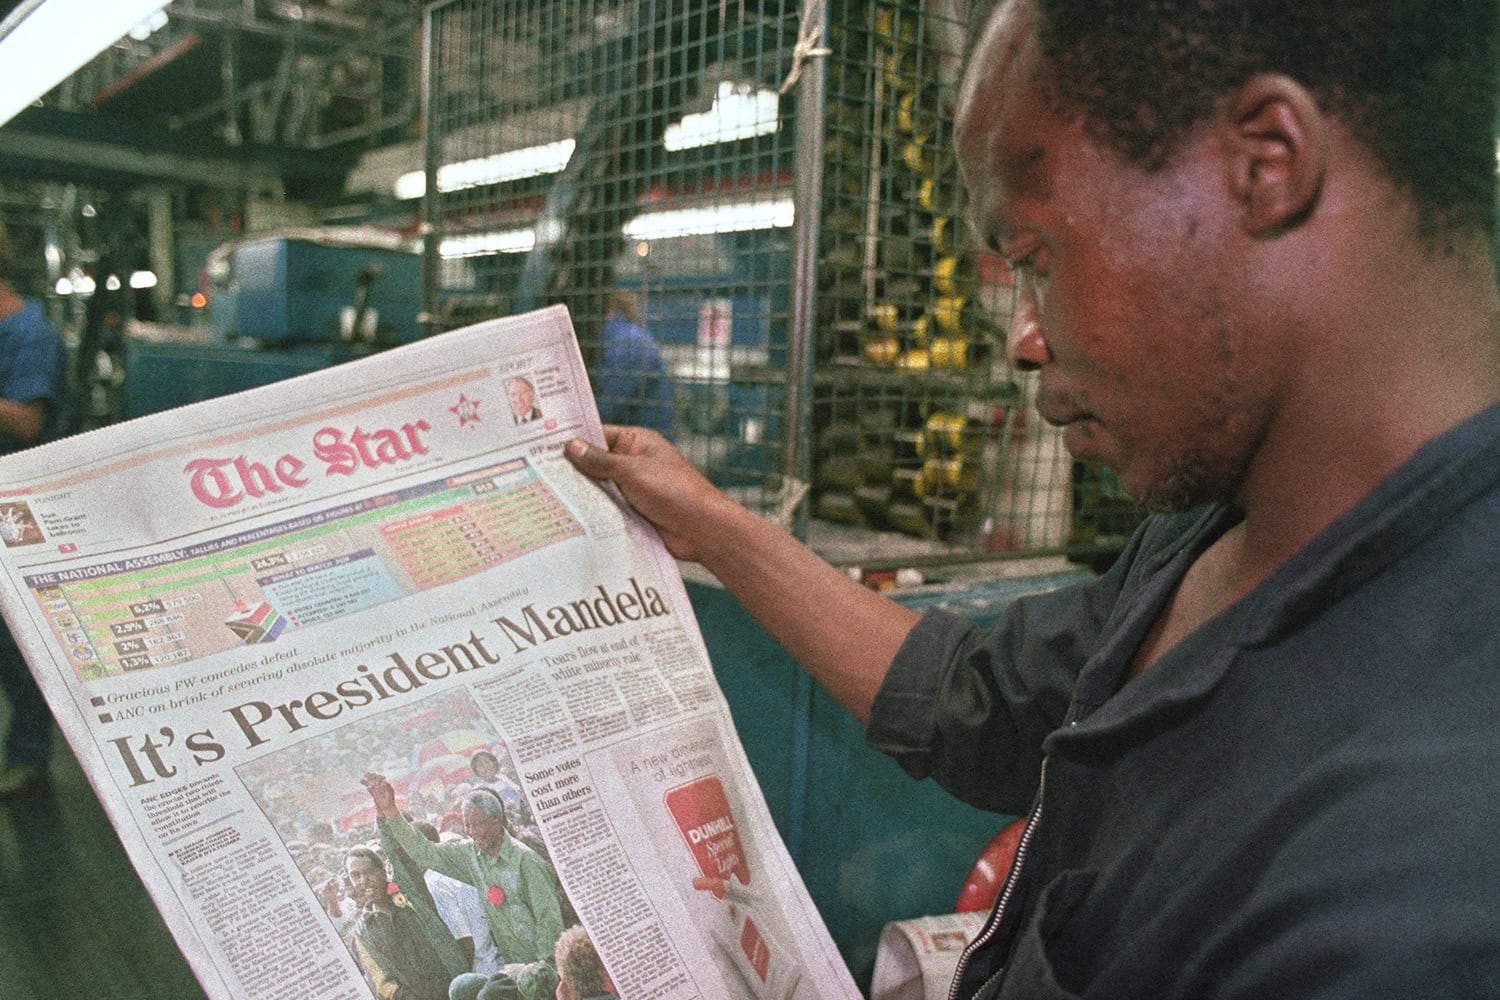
[1026,0,1497,240]
[554,924,610,996]
[344,845,384,872]
[609,290,640,321]
[461,787,508,826]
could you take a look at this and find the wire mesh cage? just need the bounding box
[420,0,1143,571]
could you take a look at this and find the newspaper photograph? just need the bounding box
[0,304,861,1000]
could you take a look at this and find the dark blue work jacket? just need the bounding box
[869,403,1500,999]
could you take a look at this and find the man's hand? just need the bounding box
[569,425,918,724]
[361,771,399,818]
[691,874,759,907]
[320,876,346,916]
[565,425,735,562]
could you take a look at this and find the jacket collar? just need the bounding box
[1052,402,1500,748]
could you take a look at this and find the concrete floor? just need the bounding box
[0,716,208,1000]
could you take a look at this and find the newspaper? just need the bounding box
[869,912,989,1000]
[0,305,861,1000]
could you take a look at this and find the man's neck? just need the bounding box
[1236,357,1500,580]
[0,283,22,321]
[1233,189,1500,577]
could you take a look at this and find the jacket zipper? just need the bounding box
[947,757,1050,1000]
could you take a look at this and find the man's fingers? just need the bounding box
[603,425,656,456]
[565,438,613,477]
[567,428,651,474]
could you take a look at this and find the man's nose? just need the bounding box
[1006,273,1051,371]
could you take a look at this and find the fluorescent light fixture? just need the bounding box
[392,171,426,201]
[395,139,576,200]
[623,198,794,240]
[0,0,173,128]
[55,268,94,296]
[128,8,169,42]
[664,82,781,152]
[396,86,777,201]
[439,229,536,258]
[437,197,792,260]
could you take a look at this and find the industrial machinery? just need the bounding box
[123,226,421,418]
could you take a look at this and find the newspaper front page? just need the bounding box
[0,305,861,1000]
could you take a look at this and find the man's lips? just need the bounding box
[1035,393,1094,428]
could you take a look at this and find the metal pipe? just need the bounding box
[417,0,441,338]
[301,109,416,151]
[781,13,828,541]
[164,6,413,59]
[221,27,241,145]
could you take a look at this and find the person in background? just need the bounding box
[595,292,673,437]
[411,819,503,977]
[565,0,1500,996]
[364,775,566,975]
[0,221,66,799]
[452,966,556,1000]
[468,750,527,823]
[319,867,361,943]
[343,845,468,1000]
[552,925,617,1000]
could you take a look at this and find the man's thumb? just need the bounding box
[565,438,613,477]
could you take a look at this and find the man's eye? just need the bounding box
[1004,242,1049,279]
[999,239,1034,268]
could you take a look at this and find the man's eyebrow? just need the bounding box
[968,146,1045,251]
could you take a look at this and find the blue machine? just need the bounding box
[122,339,378,419]
[232,236,422,344]
[125,232,422,419]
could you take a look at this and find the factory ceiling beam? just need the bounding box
[89,32,204,108]
[165,3,414,61]
[0,121,286,192]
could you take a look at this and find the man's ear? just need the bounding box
[1224,74,1327,236]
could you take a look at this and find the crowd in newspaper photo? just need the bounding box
[237,685,579,1000]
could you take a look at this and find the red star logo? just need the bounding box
[450,393,482,427]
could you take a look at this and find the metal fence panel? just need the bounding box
[422,0,1142,570]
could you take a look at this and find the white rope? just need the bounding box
[779,0,832,94]
[772,476,811,530]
